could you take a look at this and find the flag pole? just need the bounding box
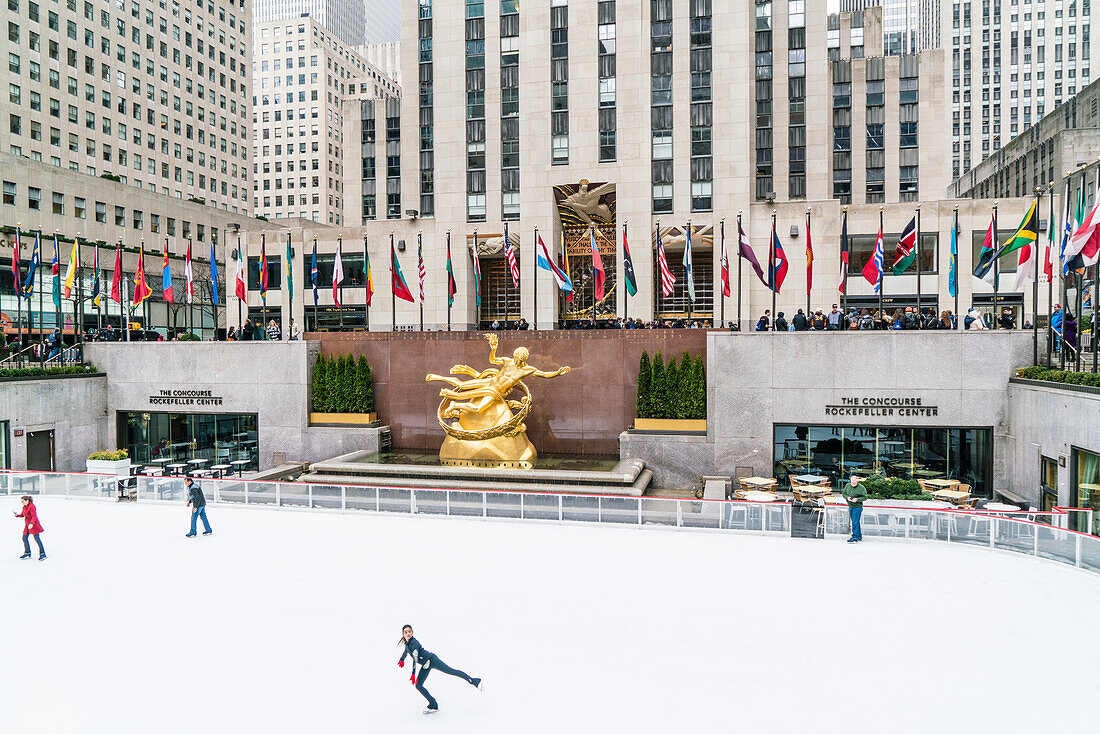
[37,229,44,363]
[504,226,511,330]
[916,204,922,327]
[391,231,397,332]
[656,220,662,320]
[93,240,101,336]
[260,232,267,332]
[719,218,725,328]
[418,231,424,332]
[620,222,626,324]
[1062,173,1071,370]
[1033,186,1041,364]
[686,219,692,324]
[992,202,999,328]
[76,234,83,357]
[337,235,344,331]
[533,226,539,329]
[953,206,959,328]
[770,211,776,331]
[55,232,63,350]
[1047,186,1054,358]
[737,212,743,329]
[15,223,22,354]
[362,235,369,332]
[236,236,243,334]
[447,230,453,332]
[841,206,849,314]
[806,210,811,319]
[473,229,479,329]
[878,208,884,323]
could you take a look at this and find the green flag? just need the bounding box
[996,199,1038,258]
[286,233,293,308]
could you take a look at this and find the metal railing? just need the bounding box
[3,470,1099,574]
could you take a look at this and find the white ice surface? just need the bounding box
[2,497,1098,734]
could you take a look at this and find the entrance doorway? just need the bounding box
[26,430,54,471]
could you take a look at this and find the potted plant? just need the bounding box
[309,353,378,425]
[633,351,707,431]
[87,449,132,477]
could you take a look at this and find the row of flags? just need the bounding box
[10,232,217,311]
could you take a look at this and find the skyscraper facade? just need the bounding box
[253,0,364,46]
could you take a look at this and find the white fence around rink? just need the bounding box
[3,470,1099,575]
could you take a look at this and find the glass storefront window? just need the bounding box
[1072,448,1100,535]
[1040,456,1058,520]
[0,420,9,469]
[773,424,993,496]
[118,411,259,471]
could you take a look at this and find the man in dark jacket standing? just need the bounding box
[792,309,810,331]
[184,477,212,537]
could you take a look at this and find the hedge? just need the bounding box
[311,353,375,413]
[0,365,98,380]
[1015,366,1100,388]
[635,350,706,420]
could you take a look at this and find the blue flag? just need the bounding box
[948,212,958,298]
[22,231,40,299]
[311,239,318,306]
[210,241,219,306]
[683,224,695,302]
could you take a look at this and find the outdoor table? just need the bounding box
[823,494,849,506]
[142,466,164,476]
[164,463,186,476]
[928,489,971,504]
[211,464,232,478]
[190,469,213,478]
[187,458,209,466]
[912,469,946,478]
[230,459,251,477]
[922,478,960,490]
[739,476,777,488]
[740,490,778,502]
[792,474,829,485]
[149,458,172,465]
[837,460,866,468]
[782,459,813,467]
[892,461,925,470]
[982,502,1020,512]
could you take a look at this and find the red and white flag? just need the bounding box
[719,221,730,297]
[185,239,194,304]
[332,247,344,306]
[504,225,520,288]
[656,226,676,298]
[234,243,246,301]
[417,236,427,303]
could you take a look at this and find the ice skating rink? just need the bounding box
[2,497,1098,734]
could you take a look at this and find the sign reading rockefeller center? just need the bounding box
[149,388,225,407]
[824,396,939,418]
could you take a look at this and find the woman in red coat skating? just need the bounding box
[14,495,46,560]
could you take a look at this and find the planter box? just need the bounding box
[633,418,707,432]
[309,412,378,426]
[86,458,132,476]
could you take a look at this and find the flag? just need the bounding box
[805,215,814,294]
[160,241,174,303]
[109,239,121,303]
[235,241,246,301]
[209,240,219,307]
[417,234,427,303]
[184,240,194,304]
[622,227,638,297]
[259,237,268,303]
[22,231,40,299]
[332,246,343,306]
[559,232,572,303]
[446,234,457,307]
[391,237,414,302]
[504,224,520,288]
[892,216,917,275]
[1013,225,1037,291]
[364,240,374,307]
[91,244,101,309]
[838,212,849,294]
[656,226,675,298]
[997,199,1039,259]
[11,230,20,299]
[973,215,998,286]
[51,234,61,309]
[471,238,482,308]
[769,225,789,293]
[132,241,152,306]
[63,239,79,299]
[948,211,959,297]
[683,225,696,302]
[536,233,573,293]
[310,240,318,306]
[862,225,885,292]
[590,226,606,302]
[719,222,730,298]
[286,233,293,309]
[1043,191,1055,282]
[738,219,768,287]
[1066,170,1100,269]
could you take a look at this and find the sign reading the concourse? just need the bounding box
[149,388,224,407]
[824,396,938,418]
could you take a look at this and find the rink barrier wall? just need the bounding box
[2,470,1099,575]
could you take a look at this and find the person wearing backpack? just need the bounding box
[858,309,875,330]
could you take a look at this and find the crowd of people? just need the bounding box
[747,304,1044,332]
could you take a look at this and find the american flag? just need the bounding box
[656,226,676,297]
[417,234,426,303]
[504,224,520,287]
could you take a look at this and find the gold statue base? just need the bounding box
[438,432,537,470]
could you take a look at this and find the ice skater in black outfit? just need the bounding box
[398,624,482,714]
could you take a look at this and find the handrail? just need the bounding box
[0,343,40,366]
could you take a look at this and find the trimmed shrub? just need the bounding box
[1015,366,1100,388]
[311,354,328,411]
[362,357,375,412]
[663,355,679,421]
[324,354,342,412]
[650,351,665,419]
[0,365,97,380]
[692,355,707,419]
[88,449,128,461]
[636,351,652,419]
[861,474,936,502]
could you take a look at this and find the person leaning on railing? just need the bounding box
[841,475,867,543]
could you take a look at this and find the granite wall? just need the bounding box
[311,330,709,454]
[0,374,107,471]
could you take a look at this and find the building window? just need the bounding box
[2,180,15,205]
[28,186,40,210]
[1072,449,1100,535]
[52,191,64,214]
[597,1,615,162]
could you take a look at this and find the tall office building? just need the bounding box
[363,0,400,43]
[949,0,1095,179]
[253,0,364,46]
[251,16,396,224]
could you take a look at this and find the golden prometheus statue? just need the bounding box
[426,334,571,467]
